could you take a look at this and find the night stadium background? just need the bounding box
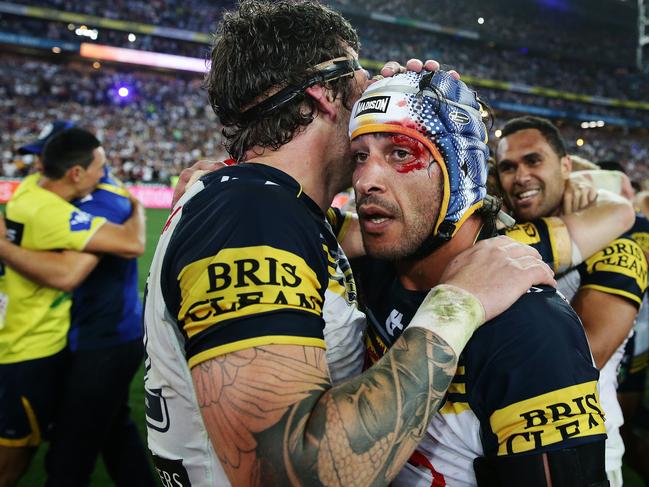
[1,0,648,484]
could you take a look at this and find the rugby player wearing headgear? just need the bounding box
[142,1,554,486]
[0,127,145,486]
[496,116,648,487]
[352,70,607,486]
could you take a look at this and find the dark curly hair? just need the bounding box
[206,0,360,160]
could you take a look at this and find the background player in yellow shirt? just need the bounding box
[0,127,145,486]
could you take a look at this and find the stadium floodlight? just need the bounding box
[76,26,98,40]
[118,87,129,97]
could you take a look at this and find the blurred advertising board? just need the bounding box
[0,179,173,209]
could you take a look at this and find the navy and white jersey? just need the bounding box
[361,259,605,487]
[143,163,365,486]
[70,169,142,351]
[506,216,648,476]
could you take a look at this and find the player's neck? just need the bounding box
[242,115,347,212]
[38,176,77,202]
[396,216,483,291]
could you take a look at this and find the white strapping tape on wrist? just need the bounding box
[408,284,486,357]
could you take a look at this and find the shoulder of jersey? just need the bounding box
[192,165,301,204]
[486,285,573,330]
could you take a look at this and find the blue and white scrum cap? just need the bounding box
[349,70,489,240]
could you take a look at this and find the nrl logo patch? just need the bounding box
[449,110,471,125]
[355,96,391,117]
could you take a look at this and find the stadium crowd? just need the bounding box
[0,55,227,183]
[18,0,636,64]
[2,53,648,185]
[1,9,645,101]
[0,1,648,486]
[330,0,634,63]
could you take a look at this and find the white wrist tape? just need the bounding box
[408,284,486,357]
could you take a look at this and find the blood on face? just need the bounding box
[390,134,431,174]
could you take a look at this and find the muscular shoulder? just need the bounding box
[8,176,70,218]
[478,285,579,335]
[159,164,334,366]
[166,165,323,270]
[465,286,605,456]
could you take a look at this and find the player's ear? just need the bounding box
[67,165,84,183]
[560,155,572,179]
[305,84,337,120]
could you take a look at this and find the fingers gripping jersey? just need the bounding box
[361,259,605,487]
[143,164,365,486]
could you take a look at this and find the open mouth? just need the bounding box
[358,204,395,231]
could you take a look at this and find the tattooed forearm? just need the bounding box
[301,328,456,486]
[192,328,457,487]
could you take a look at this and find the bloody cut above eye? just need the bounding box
[390,134,428,174]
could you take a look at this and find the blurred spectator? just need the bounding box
[0,55,229,184]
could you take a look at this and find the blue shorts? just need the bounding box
[0,351,65,447]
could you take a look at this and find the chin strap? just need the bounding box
[411,195,515,259]
[408,221,456,260]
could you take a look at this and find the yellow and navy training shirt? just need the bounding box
[0,173,106,363]
[359,257,605,486]
[563,238,646,473]
[629,212,649,256]
[159,164,341,369]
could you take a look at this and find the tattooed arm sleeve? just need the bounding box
[192,326,457,487]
